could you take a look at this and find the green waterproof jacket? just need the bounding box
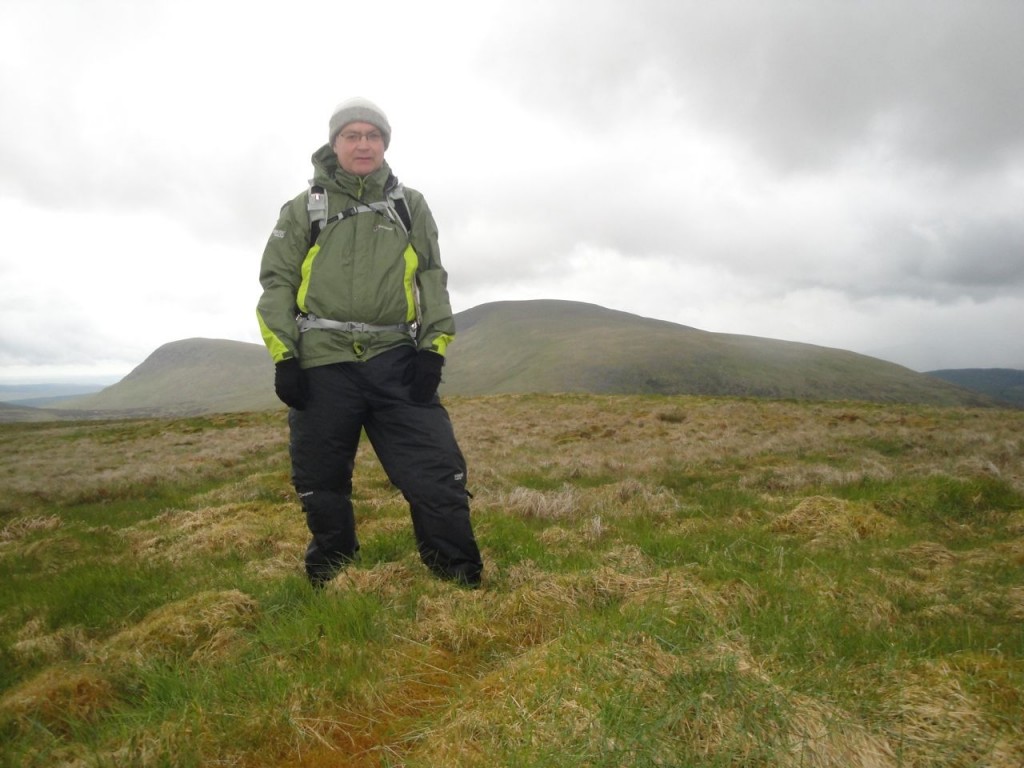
[256,146,456,368]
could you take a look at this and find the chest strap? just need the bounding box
[321,201,396,228]
[297,313,414,335]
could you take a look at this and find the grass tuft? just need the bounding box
[2,395,1023,766]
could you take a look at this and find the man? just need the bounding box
[256,97,483,588]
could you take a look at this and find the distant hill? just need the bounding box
[440,300,992,406]
[0,383,106,406]
[0,400,64,423]
[57,338,279,417]
[23,301,997,420]
[926,368,1024,408]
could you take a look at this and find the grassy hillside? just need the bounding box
[0,402,57,424]
[59,338,280,416]
[928,368,1024,408]
[443,301,989,406]
[27,301,992,421]
[2,396,1022,766]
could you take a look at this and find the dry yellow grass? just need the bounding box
[400,635,905,768]
[2,590,260,738]
[770,495,898,547]
[94,589,260,667]
[0,667,115,734]
[2,395,1022,766]
[0,415,285,512]
[452,395,1024,497]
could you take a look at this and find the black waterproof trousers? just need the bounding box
[288,346,482,586]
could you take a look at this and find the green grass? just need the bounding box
[2,395,1023,766]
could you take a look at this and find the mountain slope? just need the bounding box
[927,368,1024,408]
[59,338,279,416]
[50,301,994,417]
[441,300,990,406]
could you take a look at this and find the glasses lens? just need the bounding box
[342,131,382,143]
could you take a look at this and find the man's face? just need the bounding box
[333,121,386,176]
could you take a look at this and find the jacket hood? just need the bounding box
[310,144,392,199]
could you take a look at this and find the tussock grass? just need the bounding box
[770,495,897,547]
[2,395,1023,766]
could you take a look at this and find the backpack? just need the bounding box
[306,172,413,250]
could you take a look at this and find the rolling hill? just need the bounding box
[56,338,279,417]
[440,300,991,405]
[926,368,1024,408]
[44,300,995,418]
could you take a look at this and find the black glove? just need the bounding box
[402,350,444,403]
[274,358,308,410]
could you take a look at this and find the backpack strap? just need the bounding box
[307,174,413,250]
[384,174,414,234]
[306,183,328,250]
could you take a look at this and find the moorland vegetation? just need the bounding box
[1,394,1022,766]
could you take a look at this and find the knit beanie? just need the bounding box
[328,97,392,148]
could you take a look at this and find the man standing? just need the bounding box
[257,97,483,588]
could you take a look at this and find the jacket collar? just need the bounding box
[311,144,391,200]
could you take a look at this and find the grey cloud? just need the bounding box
[2,0,1022,378]
[456,1,1024,313]
[907,216,1024,291]
[833,214,1024,302]
[483,1,1024,174]
[0,119,301,250]
[0,0,318,249]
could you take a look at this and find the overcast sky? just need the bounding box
[2,0,1022,383]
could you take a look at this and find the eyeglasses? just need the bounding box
[339,130,384,144]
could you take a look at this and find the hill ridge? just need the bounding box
[926,367,1024,408]
[439,300,991,406]
[27,300,999,419]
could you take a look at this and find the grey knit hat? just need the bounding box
[328,97,391,148]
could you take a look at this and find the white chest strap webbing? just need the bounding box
[297,313,414,336]
[307,180,411,248]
